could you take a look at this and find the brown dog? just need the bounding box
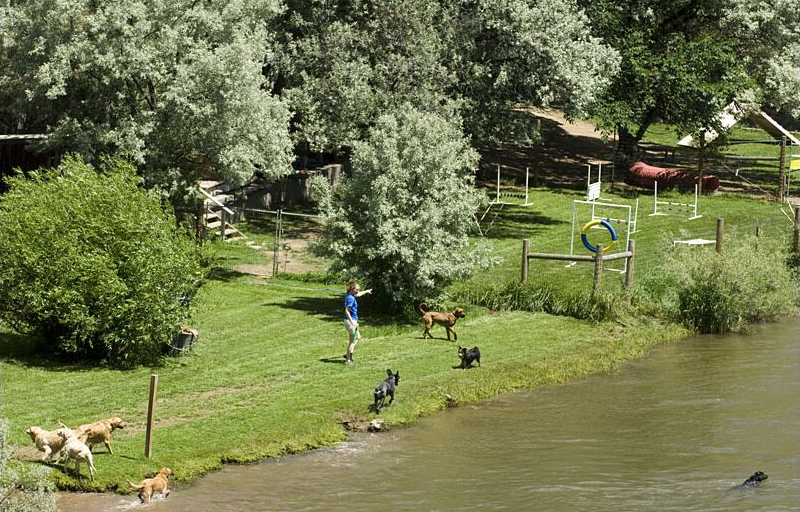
[419,303,466,341]
[129,467,172,505]
[25,426,71,461]
[73,417,126,454]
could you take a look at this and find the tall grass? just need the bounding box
[634,234,799,333]
[450,281,624,322]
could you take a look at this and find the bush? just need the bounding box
[0,420,57,512]
[451,280,623,322]
[0,156,203,365]
[635,234,799,333]
[312,104,494,307]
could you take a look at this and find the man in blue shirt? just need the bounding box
[343,282,372,365]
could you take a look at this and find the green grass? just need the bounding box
[1,186,796,492]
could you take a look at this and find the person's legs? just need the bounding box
[344,320,358,363]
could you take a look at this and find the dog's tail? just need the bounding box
[128,480,145,490]
[419,302,429,315]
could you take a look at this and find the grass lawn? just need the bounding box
[1,185,795,492]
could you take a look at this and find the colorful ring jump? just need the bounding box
[580,219,618,253]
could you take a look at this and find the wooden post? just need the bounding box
[272,210,280,276]
[593,245,604,298]
[794,206,800,254]
[624,239,635,295]
[756,218,761,238]
[778,136,787,203]
[145,374,158,459]
[521,239,530,284]
[716,218,724,255]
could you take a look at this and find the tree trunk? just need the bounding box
[613,126,639,183]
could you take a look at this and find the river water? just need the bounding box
[59,321,799,512]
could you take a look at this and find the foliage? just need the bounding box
[583,0,799,163]
[0,420,57,512]
[0,0,293,194]
[451,280,623,322]
[312,105,493,306]
[0,156,203,365]
[279,0,618,151]
[634,234,799,333]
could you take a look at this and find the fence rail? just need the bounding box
[521,239,636,298]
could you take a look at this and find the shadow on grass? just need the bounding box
[319,357,345,365]
[207,266,249,282]
[476,207,567,240]
[0,331,149,372]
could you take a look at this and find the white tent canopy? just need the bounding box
[677,101,799,147]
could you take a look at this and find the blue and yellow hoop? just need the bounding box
[581,219,618,253]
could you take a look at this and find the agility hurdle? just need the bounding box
[584,163,639,234]
[649,181,701,220]
[492,164,532,206]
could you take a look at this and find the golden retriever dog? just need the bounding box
[25,426,71,462]
[73,417,126,454]
[419,303,466,341]
[129,467,172,505]
[56,429,96,481]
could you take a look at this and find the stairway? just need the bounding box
[198,181,246,242]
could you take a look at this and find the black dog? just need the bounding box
[373,369,400,412]
[731,471,768,489]
[458,346,481,369]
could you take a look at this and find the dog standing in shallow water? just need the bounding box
[419,303,466,341]
[458,346,481,369]
[129,467,172,505]
[373,369,400,412]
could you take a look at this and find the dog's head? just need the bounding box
[453,307,466,318]
[385,369,400,385]
[25,426,43,441]
[109,417,126,431]
[158,467,172,478]
[56,428,77,441]
[457,346,467,359]
[745,471,768,485]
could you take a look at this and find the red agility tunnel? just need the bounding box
[627,162,720,193]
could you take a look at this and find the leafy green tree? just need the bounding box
[279,0,619,152]
[582,0,799,170]
[313,105,490,306]
[0,156,203,366]
[0,421,57,512]
[0,0,294,193]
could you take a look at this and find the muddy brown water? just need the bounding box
[59,321,799,512]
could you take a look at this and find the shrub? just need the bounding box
[0,420,57,512]
[0,156,203,365]
[451,280,623,322]
[312,104,494,307]
[635,234,799,333]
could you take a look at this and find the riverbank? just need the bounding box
[2,186,794,492]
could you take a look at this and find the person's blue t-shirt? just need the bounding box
[344,293,358,321]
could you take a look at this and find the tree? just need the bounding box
[0,420,57,512]
[0,0,294,194]
[581,0,800,172]
[0,156,203,366]
[279,0,619,153]
[312,105,490,306]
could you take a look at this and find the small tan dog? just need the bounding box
[129,467,172,505]
[56,429,96,481]
[73,417,126,454]
[419,303,466,341]
[25,426,71,461]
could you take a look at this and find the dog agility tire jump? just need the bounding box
[580,219,618,253]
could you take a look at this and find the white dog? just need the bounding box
[57,429,96,481]
[25,426,70,462]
